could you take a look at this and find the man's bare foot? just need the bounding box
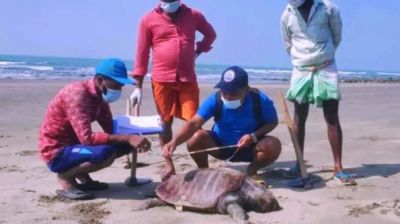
[57,174,78,191]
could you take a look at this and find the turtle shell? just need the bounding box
[156,168,246,211]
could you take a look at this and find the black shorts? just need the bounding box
[209,131,256,162]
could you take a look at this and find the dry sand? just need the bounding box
[0,80,399,224]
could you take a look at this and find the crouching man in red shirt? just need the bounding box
[38,58,151,200]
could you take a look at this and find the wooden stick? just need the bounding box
[277,91,309,178]
[189,145,237,155]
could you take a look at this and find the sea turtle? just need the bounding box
[136,168,280,223]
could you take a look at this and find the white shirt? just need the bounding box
[281,0,342,67]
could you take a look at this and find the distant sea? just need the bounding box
[1,55,399,83]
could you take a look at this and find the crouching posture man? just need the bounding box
[163,66,281,181]
[38,58,151,200]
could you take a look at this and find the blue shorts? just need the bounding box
[47,144,131,173]
[209,132,255,162]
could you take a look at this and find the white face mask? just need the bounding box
[160,0,180,13]
[289,0,305,8]
[221,96,242,109]
[102,88,122,103]
[221,90,246,110]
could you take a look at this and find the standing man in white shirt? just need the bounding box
[281,0,356,185]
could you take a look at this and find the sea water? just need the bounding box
[1,55,399,83]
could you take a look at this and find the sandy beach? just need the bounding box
[0,79,399,224]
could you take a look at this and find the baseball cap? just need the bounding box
[215,66,248,93]
[95,58,135,85]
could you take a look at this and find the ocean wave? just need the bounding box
[26,66,54,71]
[0,61,26,66]
[75,67,95,74]
[377,72,400,76]
[339,71,367,75]
[245,69,292,74]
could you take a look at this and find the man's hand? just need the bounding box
[128,135,151,153]
[130,88,142,106]
[237,134,253,149]
[162,141,177,158]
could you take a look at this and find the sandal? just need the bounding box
[56,188,95,200]
[77,181,109,191]
[333,171,357,186]
[282,163,301,179]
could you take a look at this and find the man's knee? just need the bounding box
[187,129,209,150]
[258,137,282,156]
[324,113,340,125]
[323,100,340,125]
[92,146,117,166]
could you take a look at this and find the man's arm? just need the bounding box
[195,12,217,56]
[64,94,109,146]
[132,17,153,87]
[237,121,278,149]
[163,115,206,156]
[97,103,114,134]
[254,121,278,139]
[328,4,343,49]
[65,94,150,151]
[280,12,292,54]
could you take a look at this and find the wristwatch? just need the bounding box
[250,133,258,143]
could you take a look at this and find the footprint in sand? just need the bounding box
[333,195,353,200]
[0,165,24,173]
[37,194,72,206]
[70,201,111,224]
[15,150,37,156]
[0,135,12,139]
[347,199,400,218]
[357,136,380,142]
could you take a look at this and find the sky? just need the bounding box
[1,0,400,72]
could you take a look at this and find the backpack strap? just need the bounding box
[214,91,223,122]
[249,88,263,128]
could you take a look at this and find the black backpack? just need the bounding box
[214,88,263,128]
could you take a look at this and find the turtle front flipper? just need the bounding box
[132,198,167,211]
[226,203,250,224]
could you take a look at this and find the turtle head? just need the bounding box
[241,178,281,213]
[251,191,281,213]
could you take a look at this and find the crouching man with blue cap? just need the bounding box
[38,58,151,200]
[162,66,281,183]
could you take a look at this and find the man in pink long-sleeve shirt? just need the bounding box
[130,0,216,180]
[39,59,151,200]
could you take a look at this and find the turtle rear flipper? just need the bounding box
[132,198,167,211]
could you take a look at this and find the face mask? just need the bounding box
[160,0,180,13]
[102,88,122,103]
[221,96,242,109]
[289,0,305,8]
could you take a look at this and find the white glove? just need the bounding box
[130,88,142,106]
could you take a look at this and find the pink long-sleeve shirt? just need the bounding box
[133,4,216,83]
[38,79,113,163]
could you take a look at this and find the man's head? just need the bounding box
[160,0,181,14]
[94,58,135,103]
[215,66,249,109]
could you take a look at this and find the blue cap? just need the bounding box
[215,66,248,93]
[95,58,135,85]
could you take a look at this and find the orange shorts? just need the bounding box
[151,80,199,122]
